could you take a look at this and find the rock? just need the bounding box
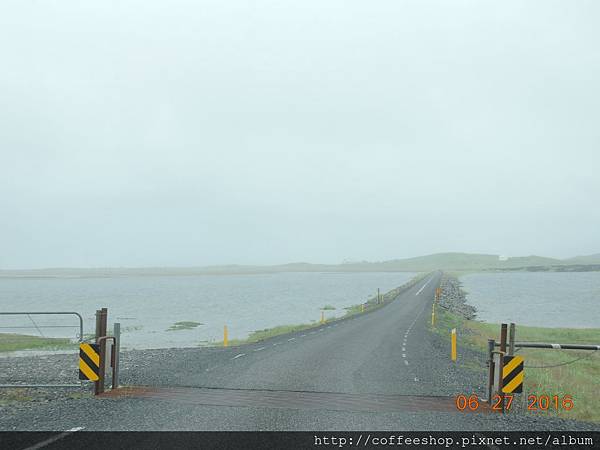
[439,274,477,319]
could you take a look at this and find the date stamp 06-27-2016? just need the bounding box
[455,393,575,413]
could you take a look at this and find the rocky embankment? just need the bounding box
[438,274,476,319]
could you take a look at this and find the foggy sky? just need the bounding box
[1,1,599,269]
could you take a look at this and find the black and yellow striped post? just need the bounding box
[502,355,524,393]
[79,343,100,381]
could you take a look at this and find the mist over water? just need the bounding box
[460,272,600,328]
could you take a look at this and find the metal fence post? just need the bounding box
[509,323,516,356]
[95,308,108,395]
[113,322,120,389]
[498,323,508,413]
[487,339,495,405]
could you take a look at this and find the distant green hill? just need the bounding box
[564,253,600,265]
[2,252,599,277]
[362,253,564,271]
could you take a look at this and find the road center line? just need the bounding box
[254,347,266,352]
[415,276,433,296]
[232,353,246,359]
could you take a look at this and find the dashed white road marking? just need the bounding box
[414,377,419,382]
[301,334,307,337]
[287,338,296,341]
[232,353,246,359]
[402,353,406,358]
[404,360,409,365]
[309,331,316,335]
[402,347,406,351]
[415,276,434,296]
[254,347,266,352]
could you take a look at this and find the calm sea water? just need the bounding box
[0,272,416,351]
[460,272,600,328]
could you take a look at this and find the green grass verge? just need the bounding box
[0,333,74,353]
[433,308,600,423]
[213,322,321,346]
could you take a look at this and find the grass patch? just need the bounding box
[0,388,33,405]
[167,321,203,331]
[321,305,336,310]
[434,308,600,423]
[0,333,74,353]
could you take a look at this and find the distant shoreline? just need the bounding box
[2,265,600,280]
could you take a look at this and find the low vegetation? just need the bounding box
[434,308,600,423]
[167,321,203,331]
[0,333,74,353]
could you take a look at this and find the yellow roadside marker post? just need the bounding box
[451,328,457,361]
[224,325,228,347]
[320,311,325,324]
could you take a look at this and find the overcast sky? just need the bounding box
[1,1,599,269]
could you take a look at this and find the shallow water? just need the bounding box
[0,272,416,351]
[460,272,600,328]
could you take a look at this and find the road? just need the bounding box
[2,271,592,432]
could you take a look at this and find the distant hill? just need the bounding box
[364,253,564,271]
[1,252,599,277]
[564,253,600,265]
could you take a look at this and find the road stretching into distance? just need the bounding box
[2,270,591,436]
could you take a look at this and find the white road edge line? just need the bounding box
[254,347,266,352]
[232,353,246,359]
